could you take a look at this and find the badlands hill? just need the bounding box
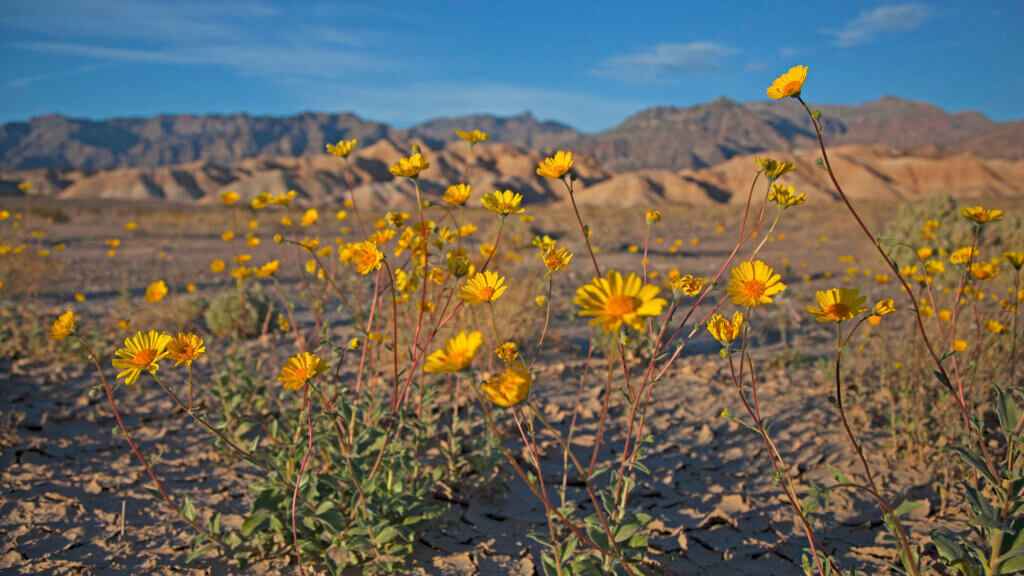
[3,140,1021,209]
[1,97,1021,172]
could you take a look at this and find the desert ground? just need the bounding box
[1,194,1022,575]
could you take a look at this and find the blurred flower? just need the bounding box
[50,311,76,341]
[456,129,490,144]
[874,299,896,316]
[668,274,705,298]
[727,260,786,308]
[348,337,361,349]
[326,139,357,158]
[220,191,239,204]
[959,205,1003,224]
[1004,251,1024,270]
[754,156,796,181]
[767,184,805,208]
[949,247,978,265]
[112,330,172,385]
[300,209,319,226]
[767,65,807,99]
[145,280,168,303]
[542,245,573,276]
[385,212,409,228]
[952,339,968,352]
[459,271,507,305]
[495,341,518,365]
[210,259,226,273]
[167,333,205,366]
[536,151,573,180]
[481,361,531,407]
[222,231,235,242]
[986,319,1008,334]
[970,261,1000,280]
[424,330,484,374]
[278,352,328,391]
[875,274,890,284]
[74,293,86,302]
[256,260,280,277]
[574,271,667,333]
[444,183,472,206]
[125,221,138,231]
[645,210,661,224]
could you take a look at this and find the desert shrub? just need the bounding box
[204,285,269,338]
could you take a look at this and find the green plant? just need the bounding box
[204,285,270,337]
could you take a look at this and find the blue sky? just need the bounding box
[0,0,1020,132]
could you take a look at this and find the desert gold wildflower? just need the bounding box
[251,193,269,210]
[727,261,786,308]
[574,271,667,333]
[949,247,978,265]
[481,361,531,407]
[1004,251,1024,270]
[481,190,525,217]
[390,153,430,178]
[668,274,705,298]
[278,352,328,391]
[444,183,472,206]
[873,299,896,316]
[925,259,946,276]
[960,206,1003,224]
[220,191,239,204]
[221,231,235,242]
[145,280,168,303]
[326,139,357,158]
[459,271,507,305]
[768,184,805,208]
[767,65,808,99]
[385,212,409,228]
[645,210,661,225]
[446,252,471,277]
[348,337,361,349]
[210,259,226,273]
[456,129,490,144]
[970,261,1000,280]
[542,245,573,276]
[50,311,76,340]
[495,342,518,365]
[754,156,797,181]
[300,209,318,226]
[875,274,890,284]
[256,260,280,277]
[167,333,205,366]
[986,319,1008,334]
[536,151,573,180]
[112,330,172,385]
[707,311,743,345]
[424,330,484,374]
[807,288,868,323]
[952,339,968,352]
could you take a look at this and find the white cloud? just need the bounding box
[821,4,930,47]
[591,42,737,83]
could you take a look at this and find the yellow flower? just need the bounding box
[875,274,890,284]
[873,299,896,316]
[424,330,484,374]
[210,259,226,273]
[125,221,138,231]
[348,337,361,349]
[221,230,235,242]
[986,319,1008,334]
[186,283,195,292]
[727,261,786,308]
[767,184,806,208]
[1004,251,1024,270]
[385,212,409,228]
[536,151,574,180]
[495,341,518,365]
[481,361,531,407]
[167,333,205,366]
[952,339,968,352]
[112,330,172,385]
[949,247,978,265]
[389,153,430,178]
[145,280,168,303]
[867,316,881,326]
[459,271,507,305]
[300,209,319,226]
[707,311,743,344]
[939,309,953,322]
[234,254,253,264]
[574,271,667,333]
[232,267,253,282]
[917,247,934,260]
[645,210,661,224]
[970,261,1000,281]
[481,189,525,216]
[350,240,383,275]
[959,205,1003,224]
[220,191,239,204]
[278,352,329,391]
[456,129,490,144]
[766,65,808,99]
[50,311,76,341]
[326,139,357,158]
[542,245,573,275]
[74,293,86,302]
[278,314,291,332]
[807,288,868,323]
[444,183,472,206]
[256,260,280,277]
[925,259,946,276]
[754,156,797,181]
[668,274,705,298]
[251,193,270,210]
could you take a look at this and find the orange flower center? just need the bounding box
[178,344,195,358]
[605,294,638,317]
[825,303,850,320]
[782,80,802,95]
[291,367,308,381]
[742,280,767,302]
[132,348,157,367]
[476,286,496,301]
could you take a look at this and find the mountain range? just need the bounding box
[1,96,1020,173]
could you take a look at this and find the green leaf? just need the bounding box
[951,447,999,487]
[185,542,215,563]
[240,509,270,536]
[374,525,400,545]
[892,499,926,518]
[526,532,554,548]
[180,495,197,523]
